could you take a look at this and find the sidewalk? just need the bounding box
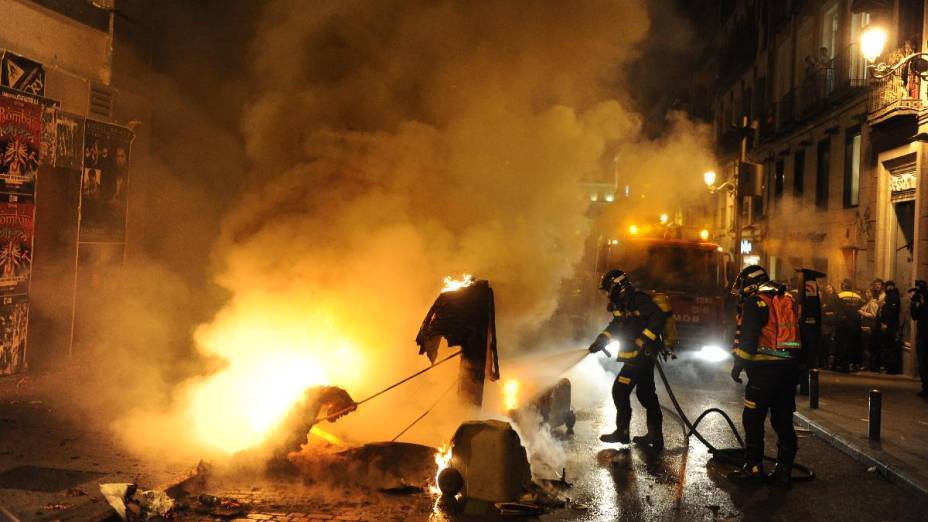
[794,370,928,497]
[0,370,186,521]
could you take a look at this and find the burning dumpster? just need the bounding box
[416,276,500,406]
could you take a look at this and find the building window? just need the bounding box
[793,149,805,197]
[774,159,785,201]
[816,139,830,210]
[844,127,861,207]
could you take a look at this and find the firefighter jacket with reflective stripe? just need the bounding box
[733,290,801,364]
[596,291,666,362]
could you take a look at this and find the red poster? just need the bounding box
[0,96,40,195]
[0,198,34,296]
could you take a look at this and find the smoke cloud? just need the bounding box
[57,0,719,464]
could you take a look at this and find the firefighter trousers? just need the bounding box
[612,358,662,437]
[742,363,798,466]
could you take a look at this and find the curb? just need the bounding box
[794,411,928,499]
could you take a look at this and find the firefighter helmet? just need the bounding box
[600,269,629,292]
[733,265,770,297]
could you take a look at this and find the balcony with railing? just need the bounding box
[761,44,870,141]
[868,47,924,125]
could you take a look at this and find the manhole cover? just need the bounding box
[0,465,105,492]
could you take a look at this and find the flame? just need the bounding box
[503,379,520,411]
[184,302,367,454]
[309,425,343,446]
[441,274,474,293]
[430,442,453,495]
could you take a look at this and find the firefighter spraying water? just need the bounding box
[587,269,676,450]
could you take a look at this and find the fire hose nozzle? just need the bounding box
[601,347,612,358]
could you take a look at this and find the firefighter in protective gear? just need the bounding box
[588,270,668,450]
[728,265,801,488]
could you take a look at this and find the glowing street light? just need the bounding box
[703,170,717,187]
[628,224,639,236]
[861,25,928,81]
[861,26,888,63]
[699,228,710,241]
[659,213,669,225]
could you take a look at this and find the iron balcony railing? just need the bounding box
[761,44,870,140]
[867,47,924,116]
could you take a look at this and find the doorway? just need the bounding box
[892,200,915,287]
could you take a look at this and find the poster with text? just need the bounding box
[0,96,40,195]
[1,51,45,97]
[81,120,133,242]
[54,111,84,171]
[0,294,28,375]
[0,198,34,296]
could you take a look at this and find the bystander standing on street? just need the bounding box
[911,280,928,397]
[837,279,864,372]
[881,281,902,374]
[821,283,838,369]
[859,280,884,371]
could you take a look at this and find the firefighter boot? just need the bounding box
[766,461,792,489]
[727,462,765,485]
[602,399,632,444]
[632,414,664,451]
[600,429,631,444]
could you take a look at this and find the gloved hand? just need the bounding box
[588,335,607,354]
[730,359,745,383]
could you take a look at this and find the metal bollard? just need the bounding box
[869,389,882,441]
[809,369,819,409]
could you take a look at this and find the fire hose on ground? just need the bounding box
[653,358,815,482]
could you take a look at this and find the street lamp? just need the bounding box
[861,25,928,80]
[861,26,888,63]
[703,170,716,187]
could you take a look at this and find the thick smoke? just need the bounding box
[95,0,718,460]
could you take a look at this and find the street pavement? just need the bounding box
[795,369,928,496]
[2,357,928,521]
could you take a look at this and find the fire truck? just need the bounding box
[593,235,734,350]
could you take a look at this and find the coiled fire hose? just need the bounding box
[653,359,815,482]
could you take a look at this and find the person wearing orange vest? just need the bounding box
[728,265,801,488]
[588,269,668,450]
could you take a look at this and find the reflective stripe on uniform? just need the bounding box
[756,300,767,308]
[744,399,757,409]
[618,376,632,384]
[613,310,624,317]
[632,310,641,316]
[601,331,613,339]
[735,347,791,362]
[643,328,657,340]
[618,350,639,359]
[757,347,791,359]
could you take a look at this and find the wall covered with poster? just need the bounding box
[80,120,131,243]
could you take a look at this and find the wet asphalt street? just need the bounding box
[535,354,928,521]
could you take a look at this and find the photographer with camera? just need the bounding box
[910,280,928,397]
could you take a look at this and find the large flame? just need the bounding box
[503,379,520,411]
[183,300,367,454]
[441,274,474,293]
